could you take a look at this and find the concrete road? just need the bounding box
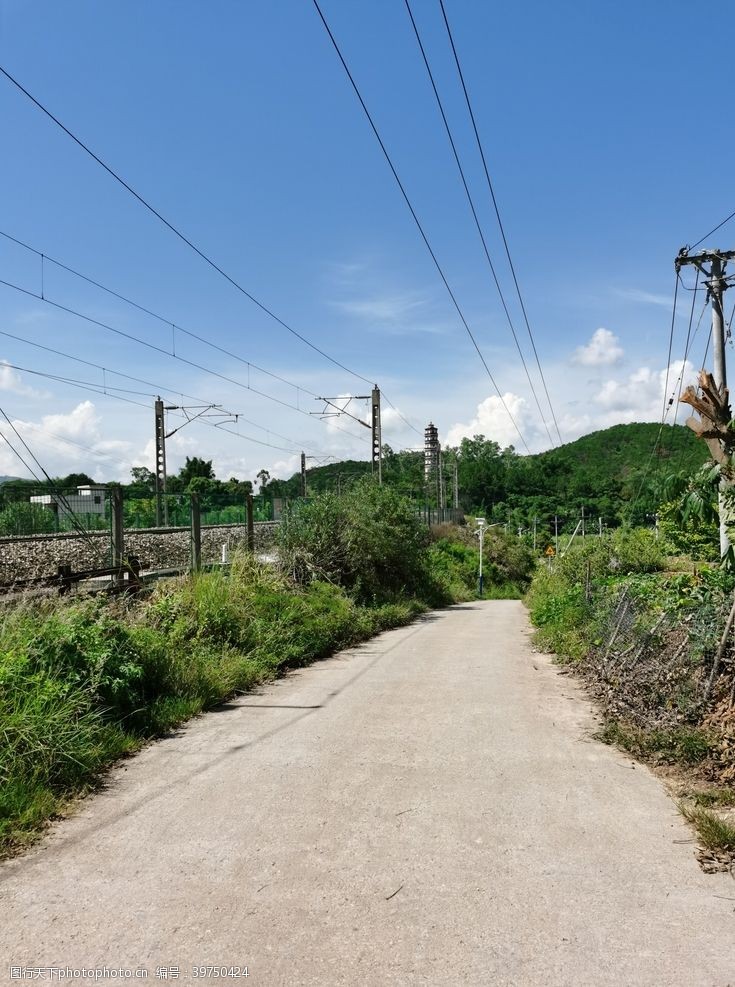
[1,601,734,986]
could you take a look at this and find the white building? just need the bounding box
[30,485,107,521]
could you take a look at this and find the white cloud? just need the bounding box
[572,328,624,366]
[446,392,529,449]
[39,400,100,438]
[0,361,48,398]
[614,288,674,309]
[332,291,445,335]
[594,359,696,424]
[0,401,136,481]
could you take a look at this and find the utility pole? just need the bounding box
[154,397,167,527]
[676,248,735,556]
[438,449,445,510]
[581,505,585,542]
[533,516,537,552]
[453,461,459,509]
[153,397,236,528]
[554,514,559,556]
[300,451,307,498]
[475,517,486,596]
[313,389,381,484]
[371,386,382,484]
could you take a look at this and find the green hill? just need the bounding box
[536,422,705,482]
[267,422,708,533]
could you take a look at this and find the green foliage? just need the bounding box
[689,788,735,808]
[277,478,441,604]
[597,721,714,765]
[658,499,719,561]
[427,524,536,601]
[680,804,735,853]
[0,542,440,856]
[178,456,215,488]
[526,529,666,660]
[0,502,59,536]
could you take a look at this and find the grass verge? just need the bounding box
[679,804,735,854]
[0,554,428,858]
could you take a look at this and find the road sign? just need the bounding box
[545,545,555,557]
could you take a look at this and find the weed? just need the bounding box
[596,720,714,765]
[688,788,735,808]
[679,804,735,853]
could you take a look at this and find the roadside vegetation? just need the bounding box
[526,524,735,869]
[0,478,533,857]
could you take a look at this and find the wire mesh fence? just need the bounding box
[0,484,283,593]
[0,483,111,537]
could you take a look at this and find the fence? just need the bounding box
[0,485,281,594]
[417,507,465,526]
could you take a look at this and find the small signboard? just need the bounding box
[545,545,556,557]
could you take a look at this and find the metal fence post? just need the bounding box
[190,493,202,572]
[246,492,255,552]
[111,487,125,588]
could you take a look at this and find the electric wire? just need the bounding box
[0,357,317,455]
[403,0,554,446]
[437,0,563,446]
[689,208,735,252]
[659,272,680,424]
[0,405,107,559]
[628,273,682,517]
[0,328,316,451]
[0,229,384,444]
[0,65,374,388]
[672,269,703,427]
[311,0,530,454]
[1,230,340,407]
[0,277,366,446]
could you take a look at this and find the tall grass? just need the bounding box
[0,554,426,856]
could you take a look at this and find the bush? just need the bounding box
[427,525,535,600]
[277,478,443,604]
[0,550,430,855]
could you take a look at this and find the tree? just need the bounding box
[129,466,155,491]
[256,469,270,494]
[178,457,215,489]
[55,472,96,489]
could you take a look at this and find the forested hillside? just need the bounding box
[269,422,707,535]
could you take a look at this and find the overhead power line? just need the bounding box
[437,0,562,446]
[0,229,391,444]
[311,0,530,454]
[403,0,554,447]
[0,276,366,445]
[628,273,684,515]
[0,405,107,559]
[0,358,305,454]
[689,208,735,252]
[0,326,317,451]
[0,65,374,388]
[0,65,380,384]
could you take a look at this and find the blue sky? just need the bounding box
[0,0,733,483]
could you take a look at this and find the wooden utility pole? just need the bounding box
[300,451,307,497]
[677,248,735,556]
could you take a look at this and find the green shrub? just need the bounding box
[0,545,436,855]
[277,478,444,604]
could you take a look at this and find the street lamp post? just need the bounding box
[475,517,486,597]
